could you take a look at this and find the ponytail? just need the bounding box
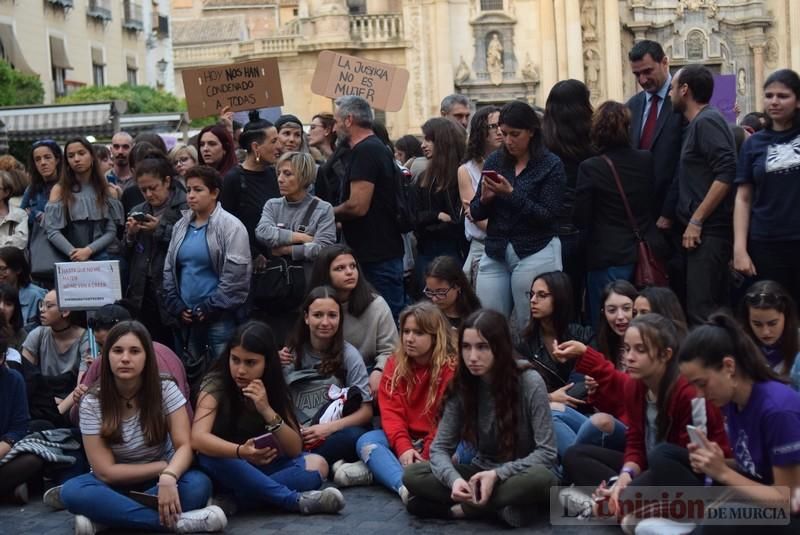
[678,312,784,383]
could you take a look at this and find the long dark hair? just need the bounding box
[309,245,376,317]
[201,321,299,433]
[628,314,681,441]
[598,279,638,368]
[96,321,167,446]
[522,271,574,342]
[424,256,481,321]
[737,280,799,377]
[452,309,527,460]
[543,80,594,161]
[288,286,346,379]
[763,69,800,130]
[636,286,688,336]
[419,117,466,193]
[679,312,784,383]
[0,283,24,332]
[28,140,63,195]
[0,246,33,288]
[464,106,500,164]
[60,136,110,213]
[498,101,545,168]
[196,124,237,175]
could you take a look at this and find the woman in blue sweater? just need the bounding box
[470,101,566,331]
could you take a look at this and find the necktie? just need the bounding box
[639,94,660,150]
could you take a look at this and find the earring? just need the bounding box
[256,154,261,163]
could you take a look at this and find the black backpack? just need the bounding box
[393,163,416,233]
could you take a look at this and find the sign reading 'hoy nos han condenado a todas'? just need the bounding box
[311,51,409,112]
[181,58,284,119]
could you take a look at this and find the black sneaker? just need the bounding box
[498,505,538,528]
[405,495,452,519]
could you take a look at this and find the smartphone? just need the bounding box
[253,432,281,453]
[686,425,704,446]
[129,491,159,509]
[130,212,149,222]
[481,170,501,182]
[473,480,482,502]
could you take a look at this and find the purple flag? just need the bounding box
[711,74,737,123]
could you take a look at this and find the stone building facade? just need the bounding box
[171,0,800,137]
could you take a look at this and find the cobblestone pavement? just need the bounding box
[0,485,617,534]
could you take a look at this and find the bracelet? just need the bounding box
[621,467,636,479]
[236,444,242,459]
[689,218,703,227]
[265,414,283,433]
[160,469,178,481]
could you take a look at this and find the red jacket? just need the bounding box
[575,346,631,424]
[378,355,455,459]
[623,375,731,470]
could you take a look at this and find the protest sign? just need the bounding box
[182,59,284,119]
[311,50,409,112]
[711,74,737,123]
[55,261,122,311]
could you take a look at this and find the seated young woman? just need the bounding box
[633,286,688,335]
[348,302,457,498]
[666,313,800,533]
[191,321,344,515]
[422,256,482,330]
[403,309,558,528]
[60,321,226,534]
[737,280,800,391]
[558,314,730,522]
[283,286,373,474]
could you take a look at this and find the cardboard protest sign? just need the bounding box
[311,50,409,112]
[55,261,122,311]
[711,74,736,123]
[182,59,284,119]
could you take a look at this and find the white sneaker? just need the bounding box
[634,518,696,535]
[175,505,227,533]
[298,488,345,514]
[332,461,373,487]
[73,515,98,535]
[398,485,410,505]
[43,485,65,510]
[558,486,594,519]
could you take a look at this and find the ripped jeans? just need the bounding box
[356,430,474,493]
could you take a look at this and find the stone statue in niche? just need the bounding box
[584,48,601,102]
[487,33,504,86]
[522,54,539,83]
[687,31,705,60]
[455,56,471,85]
[581,1,597,41]
[737,69,746,96]
[766,38,779,67]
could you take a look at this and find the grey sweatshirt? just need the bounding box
[430,366,557,486]
[255,194,336,262]
[342,296,398,371]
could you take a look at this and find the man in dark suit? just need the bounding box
[626,40,684,227]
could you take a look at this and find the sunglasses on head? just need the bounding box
[32,139,57,148]
[744,292,782,307]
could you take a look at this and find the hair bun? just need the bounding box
[248,110,260,122]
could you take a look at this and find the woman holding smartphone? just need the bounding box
[403,309,558,528]
[192,321,344,515]
[469,101,565,332]
[60,321,226,534]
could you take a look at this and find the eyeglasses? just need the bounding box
[423,286,454,299]
[744,292,782,306]
[525,291,551,302]
[38,300,58,312]
[487,123,499,130]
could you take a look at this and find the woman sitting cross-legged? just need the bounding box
[403,309,559,528]
[60,321,226,534]
[191,321,345,515]
[351,302,457,499]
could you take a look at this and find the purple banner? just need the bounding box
[711,74,737,123]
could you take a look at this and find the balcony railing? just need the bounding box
[174,34,299,65]
[46,0,74,8]
[350,14,403,43]
[87,0,112,21]
[123,0,144,32]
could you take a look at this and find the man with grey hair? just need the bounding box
[440,93,471,130]
[333,96,405,324]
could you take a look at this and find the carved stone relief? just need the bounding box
[766,37,779,67]
[686,30,706,60]
[581,0,597,41]
[486,33,504,85]
[584,47,601,103]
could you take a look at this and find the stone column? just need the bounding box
[603,0,623,100]
[751,42,766,97]
[540,0,558,94]
[554,0,568,80]
[790,0,800,72]
[565,0,583,80]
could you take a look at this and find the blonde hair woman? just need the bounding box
[334,302,457,500]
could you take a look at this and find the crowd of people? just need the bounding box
[0,38,799,534]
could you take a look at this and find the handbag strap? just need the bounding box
[601,154,642,241]
[300,197,320,228]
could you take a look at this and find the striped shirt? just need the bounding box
[80,380,185,464]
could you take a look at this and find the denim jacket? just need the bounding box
[163,202,251,320]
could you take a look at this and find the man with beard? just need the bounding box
[107,132,134,188]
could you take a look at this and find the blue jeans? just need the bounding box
[360,257,405,322]
[551,405,589,459]
[197,453,321,511]
[574,415,627,451]
[585,264,635,329]
[356,430,403,492]
[61,470,211,532]
[476,239,562,331]
[462,239,485,286]
[309,426,369,467]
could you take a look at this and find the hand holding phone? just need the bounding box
[129,211,149,222]
[252,432,281,454]
[481,170,501,183]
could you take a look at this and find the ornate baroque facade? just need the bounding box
[172,0,800,136]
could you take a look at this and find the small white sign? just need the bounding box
[55,261,123,311]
